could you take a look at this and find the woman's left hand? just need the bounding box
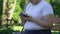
[23,15,33,22]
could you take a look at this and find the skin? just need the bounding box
[20,0,54,28]
[29,0,41,5]
[20,16,26,25]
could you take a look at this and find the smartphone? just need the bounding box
[20,13,28,17]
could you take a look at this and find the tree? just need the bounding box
[50,0,60,17]
[2,0,17,27]
[2,0,7,26]
[50,0,60,33]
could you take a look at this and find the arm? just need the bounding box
[23,14,54,28]
[32,4,54,28]
[31,14,54,28]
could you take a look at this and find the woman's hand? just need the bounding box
[20,15,33,22]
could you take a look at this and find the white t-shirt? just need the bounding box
[24,0,53,30]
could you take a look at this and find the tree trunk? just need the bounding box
[2,0,17,27]
[2,0,7,26]
[7,0,17,25]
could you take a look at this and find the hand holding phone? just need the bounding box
[19,13,28,17]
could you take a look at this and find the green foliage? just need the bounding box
[46,0,50,3]
[12,0,22,21]
[52,32,59,34]
[20,0,28,10]
[13,0,28,21]
[20,0,26,10]
[0,0,3,19]
[13,12,20,21]
[0,28,13,34]
[6,0,16,9]
[50,0,60,17]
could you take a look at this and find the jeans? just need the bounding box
[23,29,52,34]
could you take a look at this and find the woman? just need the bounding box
[20,0,54,34]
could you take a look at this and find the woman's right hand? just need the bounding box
[20,16,26,20]
[20,16,26,26]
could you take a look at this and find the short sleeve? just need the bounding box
[43,4,54,16]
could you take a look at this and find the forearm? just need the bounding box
[31,18,53,28]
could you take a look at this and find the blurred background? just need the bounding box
[0,0,60,34]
